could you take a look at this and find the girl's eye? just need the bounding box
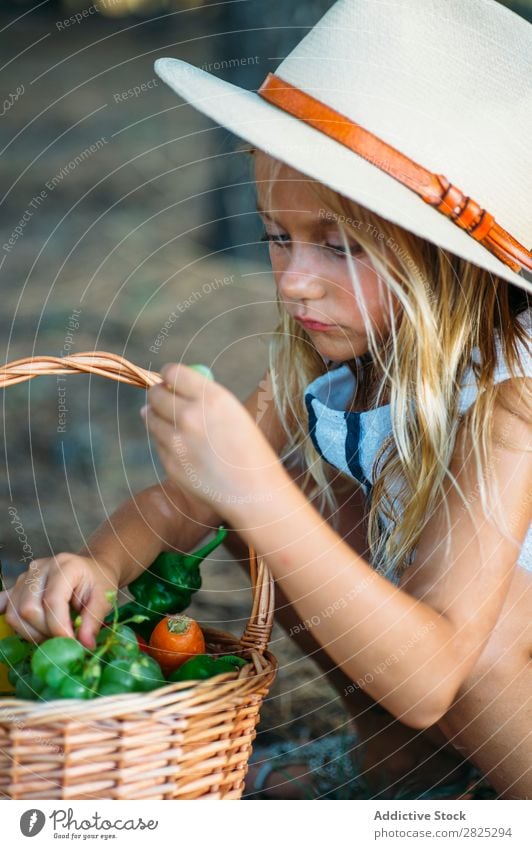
[259,232,289,247]
[323,241,364,257]
[259,231,361,257]
[327,244,349,256]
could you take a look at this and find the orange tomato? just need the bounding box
[148,614,205,673]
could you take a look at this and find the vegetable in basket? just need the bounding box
[0,566,16,693]
[108,524,228,641]
[0,593,166,701]
[148,614,206,673]
[98,654,164,696]
[168,654,247,682]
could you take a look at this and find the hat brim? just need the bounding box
[155,58,531,294]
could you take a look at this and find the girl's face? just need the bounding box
[255,152,396,362]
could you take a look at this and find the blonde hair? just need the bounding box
[239,143,531,583]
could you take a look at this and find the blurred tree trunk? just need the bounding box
[206,0,336,259]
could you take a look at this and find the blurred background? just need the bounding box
[1,0,530,778]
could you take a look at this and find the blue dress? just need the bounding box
[304,307,532,583]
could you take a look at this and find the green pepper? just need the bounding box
[106,525,228,640]
[168,653,247,683]
[39,685,62,702]
[2,638,36,698]
[31,637,86,688]
[128,655,165,691]
[9,655,32,689]
[1,593,169,700]
[96,624,140,660]
[8,666,20,687]
[217,654,248,670]
[98,655,164,694]
[99,659,138,694]
[15,672,45,701]
[0,635,34,668]
[98,682,126,696]
[0,566,17,692]
[58,674,93,700]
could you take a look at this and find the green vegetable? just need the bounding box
[9,656,33,694]
[217,655,247,670]
[0,635,34,667]
[107,525,227,641]
[0,564,17,692]
[15,673,44,701]
[128,655,165,692]
[168,653,247,683]
[98,682,129,697]
[99,659,138,693]
[2,593,167,701]
[38,685,62,701]
[3,546,240,701]
[31,637,86,687]
[8,668,17,687]
[8,662,25,687]
[97,624,140,660]
[58,674,93,700]
[98,654,164,694]
[80,657,102,692]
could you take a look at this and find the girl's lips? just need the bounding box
[294,316,336,330]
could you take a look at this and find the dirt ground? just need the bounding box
[0,5,347,766]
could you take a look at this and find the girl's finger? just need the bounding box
[4,596,48,643]
[10,568,49,636]
[146,382,189,423]
[160,363,211,398]
[142,409,203,487]
[42,573,76,639]
[142,404,184,447]
[77,591,114,650]
[0,590,8,614]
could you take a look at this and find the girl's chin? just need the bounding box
[314,342,368,362]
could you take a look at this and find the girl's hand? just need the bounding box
[141,363,282,517]
[0,554,119,649]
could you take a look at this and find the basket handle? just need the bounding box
[240,544,275,655]
[0,351,275,655]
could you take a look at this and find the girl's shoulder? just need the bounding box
[459,306,531,415]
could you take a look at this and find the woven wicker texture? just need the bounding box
[0,352,277,799]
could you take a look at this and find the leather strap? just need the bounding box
[257,73,531,274]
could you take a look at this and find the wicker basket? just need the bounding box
[0,352,277,800]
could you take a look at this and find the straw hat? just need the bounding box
[154,0,531,292]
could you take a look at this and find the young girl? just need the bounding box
[1,0,531,800]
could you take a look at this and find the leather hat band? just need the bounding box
[257,73,531,274]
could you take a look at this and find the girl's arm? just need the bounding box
[0,479,224,646]
[76,479,223,587]
[79,369,287,584]
[221,379,532,730]
[70,368,290,637]
[0,370,287,645]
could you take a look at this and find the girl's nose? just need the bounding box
[277,249,327,302]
